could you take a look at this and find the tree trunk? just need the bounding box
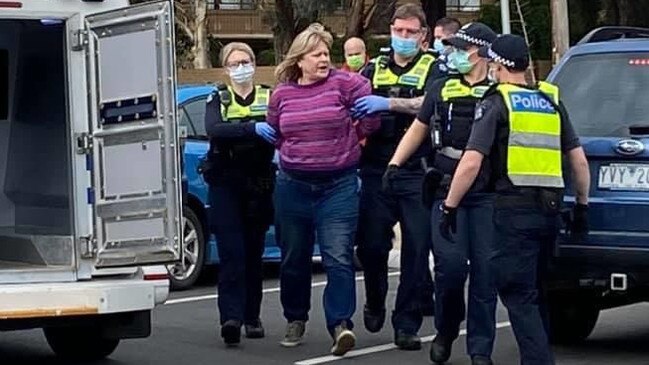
[551,0,569,64]
[273,0,296,64]
[191,0,211,69]
[367,0,396,34]
[421,0,446,28]
[345,0,365,39]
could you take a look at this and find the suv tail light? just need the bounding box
[629,59,649,65]
[0,1,22,8]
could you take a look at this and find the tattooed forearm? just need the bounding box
[389,96,425,115]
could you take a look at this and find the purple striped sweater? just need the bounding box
[267,69,380,173]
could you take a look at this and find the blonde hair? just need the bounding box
[275,23,333,83]
[220,42,256,67]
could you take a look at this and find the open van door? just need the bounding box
[83,1,181,268]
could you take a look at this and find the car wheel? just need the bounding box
[167,206,206,291]
[548,290,600,344]
[44,326,120,361]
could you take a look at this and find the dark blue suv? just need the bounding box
[545,27,649,343]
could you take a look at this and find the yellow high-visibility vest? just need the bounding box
[371,54,435,90]
[497,81,564,188]
[440,78,490,101]
[221,85,269,122]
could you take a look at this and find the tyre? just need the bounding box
[548,290,600,344]
[44,326,120,361]
[167,206,206,290]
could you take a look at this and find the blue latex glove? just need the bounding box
[254,122,277,144]
[352,95,390,119]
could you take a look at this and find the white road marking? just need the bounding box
[165,272,401,305]
[294,321,512,365]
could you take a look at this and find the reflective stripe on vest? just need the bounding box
[498,81,564,188]
[221,85,270,122]
[371,54,435,90]
[440,79,490,101]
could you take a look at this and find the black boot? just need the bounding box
[244,319,265,339]
[394,330,422,351]
[363,305,386,333]
[429,335,453,363]
[221,320,241,346]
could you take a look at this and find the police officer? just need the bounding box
[439,34,591,364]
[429,17,462,77]
[351,3,444,350]
[203,42,276,346]
[387,22,498,365]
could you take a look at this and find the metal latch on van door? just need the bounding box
[80,235,97,258]
[76,133,93,155]
[72,29,89,51]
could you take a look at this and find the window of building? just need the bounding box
[447,0,481,11]
[217,0,256,10]
[334,0,348,11]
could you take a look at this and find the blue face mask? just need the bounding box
[433,39,445,54]
[391,35,419,57]
[448,50,474,74]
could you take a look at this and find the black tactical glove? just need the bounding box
[422,167,444,209]
[571,203,589,238]
[382,164,399,193]
[438,202,457,243]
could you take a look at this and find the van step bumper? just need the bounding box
[0,278,168,320]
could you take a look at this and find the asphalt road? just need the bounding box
[2,267,649,365]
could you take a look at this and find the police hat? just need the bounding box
[478,34,530,71]
[442,22,497,50]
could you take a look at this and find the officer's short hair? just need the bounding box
[391,3,427,29]
[435,17,461,35]
[220,42,256,68]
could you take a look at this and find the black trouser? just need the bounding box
[208,178,273,325]
[491,193,558,365]
[357,167,432,334]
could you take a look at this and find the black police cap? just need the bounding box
[478,34,530,71]
[442,22,497,50]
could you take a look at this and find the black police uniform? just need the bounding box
[418,73,498,360]
[203,85,275,331]
[358,50,443,338]
[465,37,581,364]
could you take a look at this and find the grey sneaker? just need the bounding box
[280,321,305,348]
[331,321,356,356]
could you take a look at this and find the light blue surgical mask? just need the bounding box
[433,39,445,54]
[391,35,419,58]
[228,64,255,84]
[448,50,474,74]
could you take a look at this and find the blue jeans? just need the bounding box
[274,170,359,333]
[431,194,497,357]
[491,199,558,365]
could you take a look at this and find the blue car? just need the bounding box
[544,27,649,343]
[168,84,285,290]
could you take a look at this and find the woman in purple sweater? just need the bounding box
[267,23,380,356]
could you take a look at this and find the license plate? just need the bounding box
[598,164,649,191]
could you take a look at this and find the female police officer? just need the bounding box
[387,22,499,365]
[203,42,276,346]
[439,34,590,365]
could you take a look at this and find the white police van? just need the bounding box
[0,0,181,360]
